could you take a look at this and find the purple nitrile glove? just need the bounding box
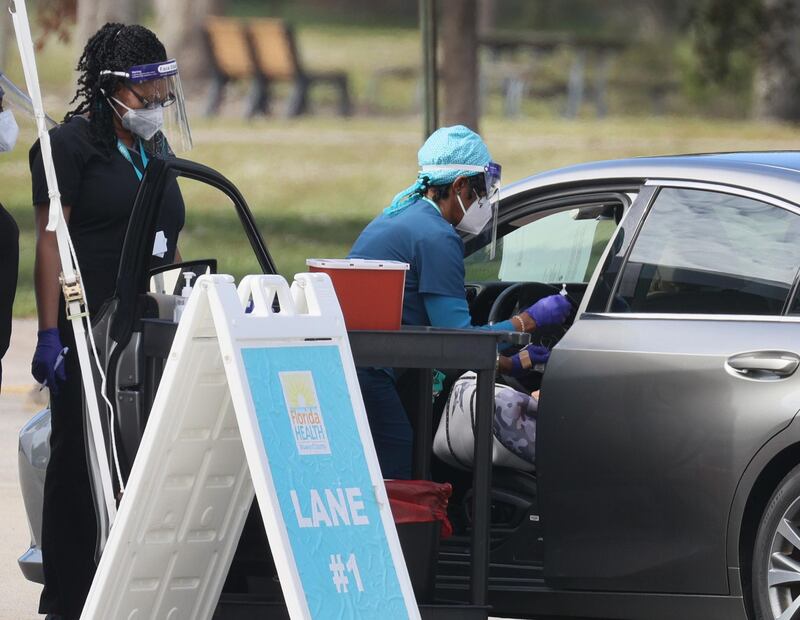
[509,344,550,377]
[525,294,571,328]
[31,328,68,395]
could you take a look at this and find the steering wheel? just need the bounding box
[488,282,563,324]
[488,282,577,391]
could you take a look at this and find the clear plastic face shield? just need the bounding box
[1,71,33,116]
[101,59,192,154]
[421,162,503,258]
[0,71,56,151]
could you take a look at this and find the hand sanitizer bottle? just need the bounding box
[173,271,196,323]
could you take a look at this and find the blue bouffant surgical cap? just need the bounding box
[384,125,492,216]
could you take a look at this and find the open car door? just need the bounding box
[85,156,277,551]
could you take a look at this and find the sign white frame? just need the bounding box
[81,273,420,619]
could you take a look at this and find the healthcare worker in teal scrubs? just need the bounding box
[349,125,571,478]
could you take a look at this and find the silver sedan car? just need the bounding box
[19,152,800,620]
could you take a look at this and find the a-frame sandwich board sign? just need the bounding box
[81,273,421,620]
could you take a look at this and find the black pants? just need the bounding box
[38,344,98,619]
[0,203,18,390]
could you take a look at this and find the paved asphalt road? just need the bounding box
[1,319,45,619]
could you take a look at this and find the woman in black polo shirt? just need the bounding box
[30,23,188,619]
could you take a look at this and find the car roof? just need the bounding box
[504,151,800,206]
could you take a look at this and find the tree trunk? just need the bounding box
[76,0,140,51]
[155,0,225,87]
[755,0,800,121]
[0,11,10,72]
[441,0,480,131]
[477,0,497,35]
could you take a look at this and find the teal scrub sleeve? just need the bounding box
[422,293,514,331]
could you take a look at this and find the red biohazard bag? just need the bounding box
[385,480,453,538]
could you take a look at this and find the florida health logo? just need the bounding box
[279,371,331,456]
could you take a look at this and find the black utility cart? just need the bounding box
[214,326,527,619]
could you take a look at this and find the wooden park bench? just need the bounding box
[248,18,352,117]
[203,16,259,116]
[204,16,352,118]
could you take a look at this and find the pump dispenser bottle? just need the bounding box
[173,271,196,323]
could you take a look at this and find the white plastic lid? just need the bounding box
[306,258,409,271]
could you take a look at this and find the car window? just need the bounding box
[174,177,265,279]
[614,187,800,315]
[464,206,618,283]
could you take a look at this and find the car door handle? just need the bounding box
[727,351,800,378]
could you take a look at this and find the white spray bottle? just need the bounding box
[173,271,196,323]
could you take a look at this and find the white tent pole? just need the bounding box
[10,0,117,525]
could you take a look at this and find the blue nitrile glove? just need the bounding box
[31,328,68,395]
[525,294,571,328]
[509,344,550,377]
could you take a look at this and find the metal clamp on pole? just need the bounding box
[59,271,84,303]
[59,272,88,320]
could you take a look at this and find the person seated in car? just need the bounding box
[439,352,542,469]
[348,124,571,479]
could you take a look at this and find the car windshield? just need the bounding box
[465,205,619,283]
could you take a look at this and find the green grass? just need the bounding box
[10,114,800,317]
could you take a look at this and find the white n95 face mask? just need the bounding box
[109,97,164,141]
[0,109,19,152]
[455,191,493,235]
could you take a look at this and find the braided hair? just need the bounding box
[65,23,167,155]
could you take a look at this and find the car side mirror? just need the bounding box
[148,259,217,295]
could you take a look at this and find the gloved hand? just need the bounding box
[509,344,550,376]
[525,294,572,328]
[31,328,68,395]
